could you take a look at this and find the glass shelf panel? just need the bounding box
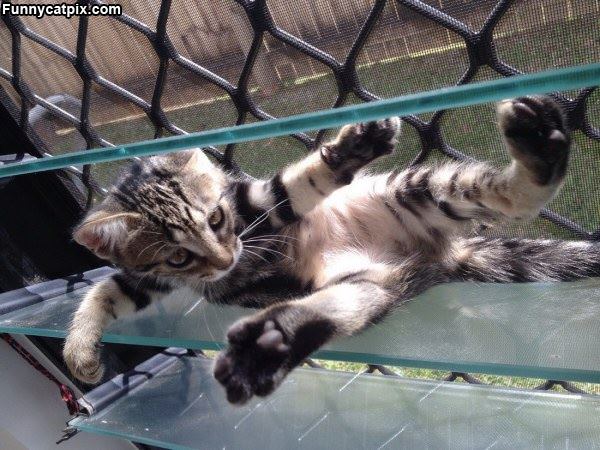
[2,278,600,381]
[71,356,600,450]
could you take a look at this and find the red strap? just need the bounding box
[1,334,80,415]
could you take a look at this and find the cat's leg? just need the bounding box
[233,118,401,233]
[449,237,600,283]
[63,273,169,383]
[385,96,570,236]
[213,262,441,404]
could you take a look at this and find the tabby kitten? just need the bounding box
[64,96,600,404]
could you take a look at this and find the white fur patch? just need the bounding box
[186,148,215,172]
[249,181,274,211]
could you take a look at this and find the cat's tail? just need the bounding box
[449,236,600,283]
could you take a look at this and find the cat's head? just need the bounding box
[74,149,241,284]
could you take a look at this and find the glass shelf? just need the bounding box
[70,356,600,450]
[2,278,600,382]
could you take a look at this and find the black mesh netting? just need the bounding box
[1,0,599,391]
[1,0,599,238]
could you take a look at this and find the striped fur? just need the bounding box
[64,97,599,403]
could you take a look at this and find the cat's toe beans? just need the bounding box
[213,351,253,405]
[511,100,537,121]
[320,144,334,164]
[226,378,251,405]
[546,130,568,147]
[548,129,568,145]
[217,316,293,403]
[367,119,399,140]
[226,321,248,343]
[514,95,544,109]
[357,119,399,156]
[226,319,261,345]
[256,328,285,352]
[544,129,570,162]
[499,96,569,144]
[213,353,233,382]
[254,376,275,397]
[498,99,536,128]
[380,116,401,133]
[256,321,291,355]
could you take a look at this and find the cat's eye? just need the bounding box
[166,248,194,268]
[208,205,224,231]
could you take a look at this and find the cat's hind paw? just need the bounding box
[63,338,104,384]
[497,96,571,184]
[214,319,291,405]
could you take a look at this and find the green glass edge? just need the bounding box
[2,62,600,178]
[2,323,600,383]
[69,419,193,450]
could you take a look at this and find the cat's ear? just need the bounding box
[183,149,214,172]
[73,211,141,260]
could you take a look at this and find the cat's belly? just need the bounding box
[289,175,407,288]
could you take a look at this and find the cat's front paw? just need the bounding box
[213,318,292,405]
[321,117,401,171]
[63,336,104,384]
[497,96,571,184]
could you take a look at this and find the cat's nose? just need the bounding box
[210,253,233,270]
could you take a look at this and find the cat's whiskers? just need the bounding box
[242,248,269,263]
[199,285,219,345]
[243,237,293,246]
[239,199,287,237]
[238,199,289,238]
[205,283,220,306]
[150,242,170,261]
[238,212,272,239]
[239,214,272,238]
[133,272,152,292]
[245,233,299,242]
[140,229,163,236]
[136,240,168,262]
[242,233,299,253]
[243,244,292,261]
